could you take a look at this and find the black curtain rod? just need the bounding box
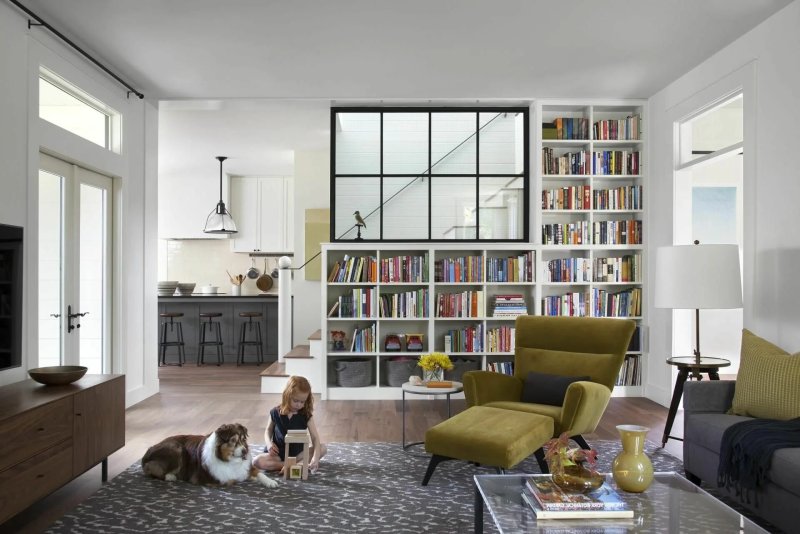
[8,0,144,99]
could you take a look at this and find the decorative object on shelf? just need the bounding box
[612,424,653,492]
[28,365,88,386]
[418,352,454,383]
[353,210,366,241]
[544,432,603,493]
[654,240,742,376]
[203,156,237,234]
[384,333,402,352]
[330,330,346,351]
[405,333,424,352]
[409,375,423,386]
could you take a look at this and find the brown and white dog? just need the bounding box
[142,423,278,488]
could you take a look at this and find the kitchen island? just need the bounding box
[157,294,289,364]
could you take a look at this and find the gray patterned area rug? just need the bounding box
[45,441,714,533]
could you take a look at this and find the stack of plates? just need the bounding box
[157,281,179,296]
[176,282,196,296]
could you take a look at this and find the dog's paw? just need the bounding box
[165,474,177,482]
[256,472,279,488]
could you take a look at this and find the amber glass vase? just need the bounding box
[552,463,604,493]
[612,424,654,492]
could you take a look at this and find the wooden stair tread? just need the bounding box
[284,344,312,359]
[308,329,321,341]
[260,362,288,377]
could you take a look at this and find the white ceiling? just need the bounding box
[15,0,793,177]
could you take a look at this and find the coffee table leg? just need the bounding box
[474,482,483,534]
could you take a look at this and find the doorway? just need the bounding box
[674,94,744,373]
[38,152,113,373]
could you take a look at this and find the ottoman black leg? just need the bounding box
[573,434,591,450]
[534,447,549,473]
[685,470,701,485]
[422,454,452,486]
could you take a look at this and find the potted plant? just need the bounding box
[417,352,454,382]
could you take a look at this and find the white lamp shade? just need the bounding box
[654,244,742,309]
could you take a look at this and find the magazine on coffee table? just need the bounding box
[522,476,633,519]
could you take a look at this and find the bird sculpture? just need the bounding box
[353,210,367,228]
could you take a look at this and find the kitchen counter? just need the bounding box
[158,295,291,364]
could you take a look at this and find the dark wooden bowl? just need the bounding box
[28,365,88,385]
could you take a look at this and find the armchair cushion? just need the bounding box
[521,371,590,406]
[515,348,619,391]
[730,329,800,420]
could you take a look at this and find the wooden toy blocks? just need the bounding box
[284,429,311,480]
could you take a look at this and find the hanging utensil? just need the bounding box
[256,258,273,292]
[271,257,279,278]
[247,258,260,279]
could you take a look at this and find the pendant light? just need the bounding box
[203,156,238,234]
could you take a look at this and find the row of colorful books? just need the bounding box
[379,254,428,283]
[434,255,483,283]
[328,255,378,283]
[542,220,643,246]
[435,290,484,318]
[541,114,640,142]
[542,292,588,317]
[592,287,642,317]
[486,326,515,353]
[486,360,514,374]
[378,289,428,318]
[617,355,641,386]
[486,252,534,282]
[593,185,642,210]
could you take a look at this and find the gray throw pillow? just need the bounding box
[521,371,590,406]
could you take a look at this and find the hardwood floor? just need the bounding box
[1,366,681,533]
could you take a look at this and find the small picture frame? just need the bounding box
[330,330,347,351]
[385,334,402,352]
[406,334,424,352]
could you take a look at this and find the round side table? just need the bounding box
[662,356,730,447]
[401,381,463,450]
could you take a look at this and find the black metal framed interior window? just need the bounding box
[330,107,529,242]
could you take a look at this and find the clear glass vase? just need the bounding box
[423,367,444,383]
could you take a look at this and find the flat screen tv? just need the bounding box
[0,224,23,371]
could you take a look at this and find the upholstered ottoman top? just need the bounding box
[425,406,554,469]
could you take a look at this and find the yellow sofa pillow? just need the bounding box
[730,329,800,420]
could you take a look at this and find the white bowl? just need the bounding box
[199,285,219,294]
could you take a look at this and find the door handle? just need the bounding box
[67,304,89,333]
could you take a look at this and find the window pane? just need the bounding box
[479,112,524,174]
[383,113,428,175]
[382,177,428,239]
[79,184,107,374]
[479,176,524,239]
[687,95,743,162]
[334,177,380,240]
[38,170,63,367]
[39,78,108,148]
[335,113,381,174]
[431,177,476,239]
[431,113,476,174]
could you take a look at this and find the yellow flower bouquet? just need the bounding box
[418,352,454,382]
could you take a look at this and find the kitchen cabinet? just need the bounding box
[0,375,125,524]
[230,176,293,253]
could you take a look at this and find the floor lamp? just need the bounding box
[654,241,743,369]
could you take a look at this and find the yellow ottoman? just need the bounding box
[422,406,554,485]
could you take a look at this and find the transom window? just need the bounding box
[331,107,529,242]
[39,67,121,153]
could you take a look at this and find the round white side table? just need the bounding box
[401,380,464,450]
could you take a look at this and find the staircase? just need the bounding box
[260,329,322,393]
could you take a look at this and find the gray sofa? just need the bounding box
[683,380,800,534]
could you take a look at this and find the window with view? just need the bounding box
[331,107,529,242]
[39,68,121,153]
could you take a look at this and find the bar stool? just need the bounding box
[237,311,264,365]
[159,312,186,366]
[198,312,224,366]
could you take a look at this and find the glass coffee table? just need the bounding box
[473,472,769,533]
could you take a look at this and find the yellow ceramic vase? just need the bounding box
[612,424,654,493]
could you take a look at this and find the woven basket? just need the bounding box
[386,358,421,387]
[444,358,481,382]
[334,359,372,387]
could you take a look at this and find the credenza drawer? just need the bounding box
[0,443,74,524]
[0,398,73,472]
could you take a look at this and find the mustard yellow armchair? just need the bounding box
[463,315,635,449]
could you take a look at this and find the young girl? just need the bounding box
[253,375,327,473]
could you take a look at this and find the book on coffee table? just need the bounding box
[522,476,633,519]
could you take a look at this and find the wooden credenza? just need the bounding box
[0,374,125,524]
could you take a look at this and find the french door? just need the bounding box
[38,152,113,373]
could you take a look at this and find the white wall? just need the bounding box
[293,149,330,344]
[0,3,159,407]
[645,0,800,405]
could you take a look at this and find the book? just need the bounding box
[522,477,633,519]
